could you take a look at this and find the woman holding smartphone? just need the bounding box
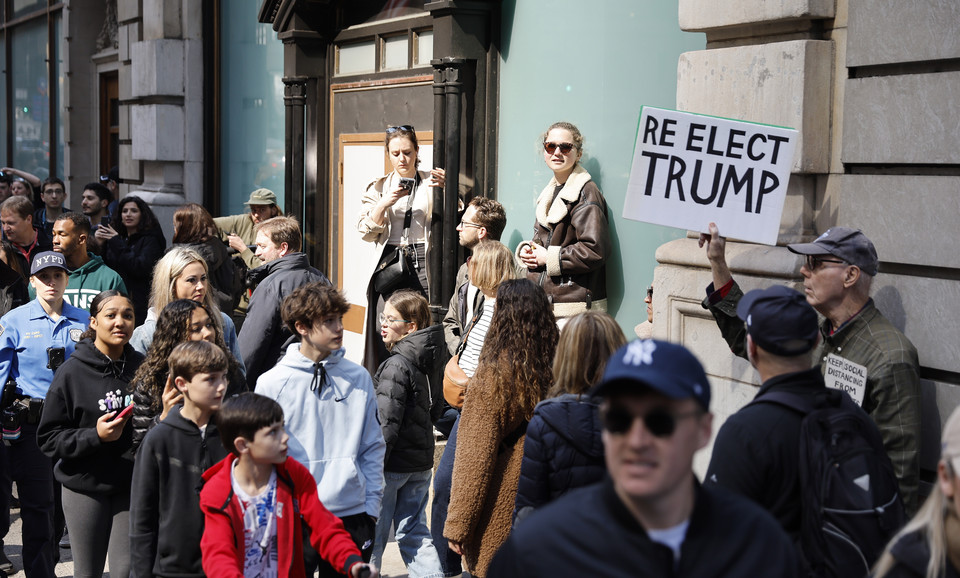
[357,124,445,372]
[38,289,144,578]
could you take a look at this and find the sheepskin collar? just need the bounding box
[536,165,593,228]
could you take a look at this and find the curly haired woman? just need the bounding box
[444,279,558,576]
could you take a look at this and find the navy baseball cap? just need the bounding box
[30,251,68,276]
[591,340,710,411]
[787,227,879,276]
[736,285,820,356]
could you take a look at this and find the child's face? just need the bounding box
[242,421,289,465]
[177,370,227,413]
[296,314,344,360]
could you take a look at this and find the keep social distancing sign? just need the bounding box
[624,106,798,246]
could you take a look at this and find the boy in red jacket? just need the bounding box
[199,393,379,578]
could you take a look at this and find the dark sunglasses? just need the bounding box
[602,407,702,437]
[543,142,576,155]
[646,286,653,299]
[386,125,415,134]
[803,254,846,271]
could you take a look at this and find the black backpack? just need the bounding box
[750,389,905,578]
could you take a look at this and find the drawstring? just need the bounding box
[310,362,327,393]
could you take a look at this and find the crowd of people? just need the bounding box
[0,118,946,578]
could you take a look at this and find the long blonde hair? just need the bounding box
[873,462,949,578]
[149,247,223,333]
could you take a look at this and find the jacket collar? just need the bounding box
[536,165,592,228]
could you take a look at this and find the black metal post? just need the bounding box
[440,58,465,314]
[282,76,308,221]
[429,61,448,322]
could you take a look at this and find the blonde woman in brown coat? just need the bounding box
[443,279,559,576]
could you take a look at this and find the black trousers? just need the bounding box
[303,512,375,577]
[0,423,56,578]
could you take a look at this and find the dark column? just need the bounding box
[429,62,449,321]
[435,58,466,318]
[282,76,308,222]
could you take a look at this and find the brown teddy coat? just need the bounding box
[443,373,528,577]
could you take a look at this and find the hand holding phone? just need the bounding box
[100,215,112,228]
[114,403,134,422]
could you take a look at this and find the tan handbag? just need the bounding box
[443,354,469,409]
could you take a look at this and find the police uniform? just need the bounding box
[0,262,87,578]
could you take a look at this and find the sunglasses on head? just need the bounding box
[386,125,415,134]
[602,406,702,437]
[543,142,576,155]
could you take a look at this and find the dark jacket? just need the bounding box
[131,361,246,452]
[103,225,166,325]
[704,367,826,542]
[238,252,330,388]
[524,166,610,317]
[37,338,144,495]
[880,529,960,578]
[489,477,799,577]
[373,324,447,472]
[0,259,28,317]
[174,238,237,313]
[129,405,229,578]
[513,393,606,524]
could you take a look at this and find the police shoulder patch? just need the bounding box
[69,328,83,342]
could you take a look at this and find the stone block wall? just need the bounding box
[668,0,960,482]
[116,0,203,241]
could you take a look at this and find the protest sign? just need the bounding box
[623,106,798,245]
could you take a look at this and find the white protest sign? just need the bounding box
[824,353,868,406]
[623,106,798,246]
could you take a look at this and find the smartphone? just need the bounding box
[100,215,111,228]
[114,404,134,421]
[398,177,416,193]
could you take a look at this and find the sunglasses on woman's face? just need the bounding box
[543,142,576,155]
[601,406,702,438]
[387,125,415,134]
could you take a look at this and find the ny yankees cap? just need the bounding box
[591,339,710,411]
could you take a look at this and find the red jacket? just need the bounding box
[199,455,364,577]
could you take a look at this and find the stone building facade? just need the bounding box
[657,0,960,485]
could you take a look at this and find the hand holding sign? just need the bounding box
[624,107,798,245]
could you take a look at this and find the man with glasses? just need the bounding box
[489,339,798,576]
[34,178,71,240]
[699,223,921,513]
[442,197,507,355]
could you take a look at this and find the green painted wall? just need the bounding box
[497,1,704,332]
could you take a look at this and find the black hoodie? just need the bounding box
[37,338,144,495]
[373,324,449,472]
[129,404,229,578]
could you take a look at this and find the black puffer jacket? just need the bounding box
[373,324,448,472]
[103,225,166,325]
[513,393,606,524]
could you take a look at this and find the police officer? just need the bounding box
[0,251,87,578]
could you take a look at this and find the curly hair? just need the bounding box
[548,311,626,398]
[111,195,160,237]
[473,279,558,420]
[131,299,241,413]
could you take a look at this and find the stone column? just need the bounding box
[116,0,203,240]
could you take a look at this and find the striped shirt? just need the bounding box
[458,298,495,378]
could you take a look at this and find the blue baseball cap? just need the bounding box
[736,285,820,356]
[787,227,879,276]
[30,251,68,276]
[591,340,710,411]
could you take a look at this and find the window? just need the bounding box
[381,35,408,70]
[414,30,433,66]
[11,18,49,179]
[337,41,376,76]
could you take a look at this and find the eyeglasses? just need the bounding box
[379,313,412,325]
[459,220,483,229]
[646,286,653,300]
[543,142,576,155]
[804,255,847,271]
[601,407,702,437]
[42,189,65,196]
[386,125,415,134]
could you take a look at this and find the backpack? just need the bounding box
[750,389,905,578]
